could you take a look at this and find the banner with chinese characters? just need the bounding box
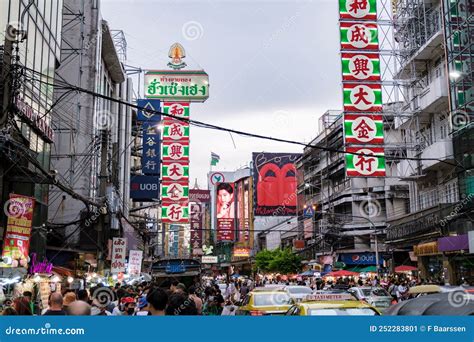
[344,114,383,145]
[160,102,190,223]
[339,0,377,21]
[339,0,385,179]
[343,83,382,112]
[345,147,386,177]
[190,203,203,254]
[340,21,378,51]
[142,122,161,175]
[1,194,35,268]
[341,52,380,81]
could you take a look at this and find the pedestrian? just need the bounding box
[135,296,150,316]
[120,297,136,316]
[146,287,168,316]
[77,289,90,303]
[166,292,197,315]
[2,306,17,315]
[43,293,67,315]
[14,297,32,315]
[67,301,91,316]
[22,291,37,315]
[188,286,203,315]
[63,292,77,311]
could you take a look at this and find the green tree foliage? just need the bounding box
[254,248,302,274]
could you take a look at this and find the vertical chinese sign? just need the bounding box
[190,203,203,255]
[131,99,161,201]
[339,0,386,177]
[111,237,127,274]
[1,194,35,268]
[160,102,190,223]
[144,44,209,258]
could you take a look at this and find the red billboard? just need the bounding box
[216,182,235,241]
[252,152,301,216]
[1,194,35,268]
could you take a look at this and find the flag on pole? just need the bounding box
[211,152,220,166]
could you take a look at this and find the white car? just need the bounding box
[348,287,393,310]
[284,285,313,302]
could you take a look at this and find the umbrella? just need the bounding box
[299,270,316,276]
[394,265,417,273]
[359,266,378,273]
[324,270,359,277]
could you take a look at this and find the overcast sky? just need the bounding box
[101,0,342,186]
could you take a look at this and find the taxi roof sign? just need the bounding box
[303,293,354,302]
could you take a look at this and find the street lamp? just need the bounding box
[304,182,382,274]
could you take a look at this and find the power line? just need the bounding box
[20,66,464,168]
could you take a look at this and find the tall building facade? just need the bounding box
[297,110,409,271]
[0,0,63,260]
[386,0,473,285]
[47,0,134,271]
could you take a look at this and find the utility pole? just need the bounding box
[96,129,109,273]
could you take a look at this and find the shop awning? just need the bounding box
[395,265,417,273]
[52,266,74,277]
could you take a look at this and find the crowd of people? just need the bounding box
[1,278,254,316]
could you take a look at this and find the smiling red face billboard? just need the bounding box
[252,152,301,216]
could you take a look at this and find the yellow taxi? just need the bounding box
[236,287,295,316]
[285,292,381,316]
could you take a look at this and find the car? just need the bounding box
[236,288,295,316]
[284,285,313,302]
[285,293,381,316]
[407,285,474,298]
[348,286,394,310]
[385,291,474,315]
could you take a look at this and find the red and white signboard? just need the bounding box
[111,237,127,274]
[127,250,143,276]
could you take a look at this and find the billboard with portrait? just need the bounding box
[252,152,301,216]
[216,182,235,241]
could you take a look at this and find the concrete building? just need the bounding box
[386,0,473,285]
[47,0,134,270]
[297,110,409,271]
[0,0,63,262]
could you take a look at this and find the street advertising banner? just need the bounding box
[216,182,235,241]
[339,0,377,20]
[345,147,386,177]
[168,225,180,257]
[1,194,35,268]
[252,152,301,216]
[144,70,210,102]
[236,179,251,244]
[342,83,382,112]
[189,189,211,203]
[344,114,384,144]
[142,122,161,175]
[160,102,190,224]
[190,203,203,254]
[111,237,127,274]
[127,250,143,276]
[340,21,379,51]
[137,99,161,122]
[341,52,381,81]
[130,175,160,201]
